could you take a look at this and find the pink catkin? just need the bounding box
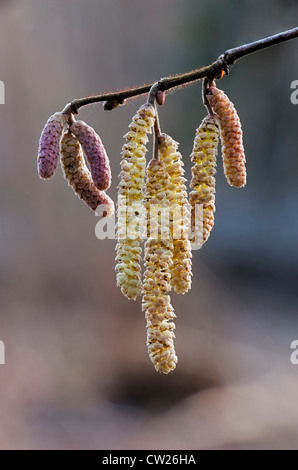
[207,86,247,188]
[70,120,111,191]
[60,131,114,215]
[37,112,68,179]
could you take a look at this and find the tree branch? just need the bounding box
[62,27,298,116]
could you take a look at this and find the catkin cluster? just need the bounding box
[207,85,246,188]
[115,103,156,301]
[143,159,177,374]
[37,112,114,215]
[189,115,220,245]
[38,81,249,375]
[117,118,195,372]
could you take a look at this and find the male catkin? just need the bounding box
[60,131,114,215]
[115,103,155,300]
[70,120,111,191]
[189,115,219,245]
[158,133,192,294]
[38,112,68,179]
[207,85,246,188]
[143,159,177,374]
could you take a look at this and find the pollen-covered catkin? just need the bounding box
[189,115,220,245]
[115,103,155,300]
[143,159,178,374]
[207,86,246,188]
[70,120,111,191]
[60,131,114,215]
[37,112,68,179]
[158,133,192,294]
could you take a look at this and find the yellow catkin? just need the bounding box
[189,115,220,245]
[143,159,178,374]
[207,85,246,188]
[60,131,114,215]
[115,103,155,300]
[158,133,192,294]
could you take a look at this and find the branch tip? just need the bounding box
[58,27,298,114]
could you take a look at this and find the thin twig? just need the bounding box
[147,83,162,161]
[202,78,214,116]
[153,108,161,162]
[147,82,160,106]
[61,27,298,116]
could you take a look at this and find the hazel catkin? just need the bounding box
[70,120,111,191]
[60,131,114,215]
[37,112,68,179]
[115,103,156,300]
[158,133,192,294]
[207,86,246,188]
[189,115,220,246]
[143,158,178,374]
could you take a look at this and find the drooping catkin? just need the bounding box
[115,103,155,300]
[70,120,111,191]
[189,115,219,246]
[143,159,178,374]
[207,86,246,188]
[60,131,114,215]
[158,133,192,294]
[37,112,68,179]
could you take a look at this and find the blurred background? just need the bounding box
[0,0,298,450]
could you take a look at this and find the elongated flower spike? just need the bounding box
[189,115,220,246]
[143,158,178,374]
[158,133,192,294]
[60,131,114,215]
[206,85,247,188]
[70,120,111,191]
[37,112,68,179]
[115,103,156,300]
